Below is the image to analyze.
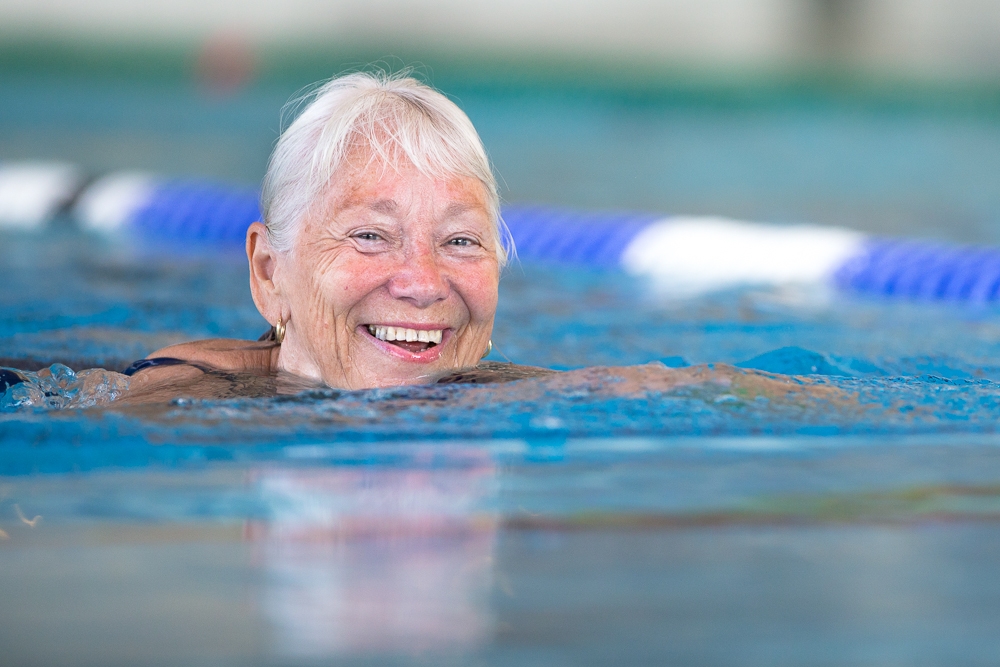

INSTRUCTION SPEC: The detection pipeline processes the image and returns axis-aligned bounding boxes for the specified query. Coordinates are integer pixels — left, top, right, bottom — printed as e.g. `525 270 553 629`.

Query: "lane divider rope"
3 162 998 301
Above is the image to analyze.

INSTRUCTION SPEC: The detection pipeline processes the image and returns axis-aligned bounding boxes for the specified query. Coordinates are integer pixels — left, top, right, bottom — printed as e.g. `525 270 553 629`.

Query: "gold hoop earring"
481 339 492 359
274 316 286 345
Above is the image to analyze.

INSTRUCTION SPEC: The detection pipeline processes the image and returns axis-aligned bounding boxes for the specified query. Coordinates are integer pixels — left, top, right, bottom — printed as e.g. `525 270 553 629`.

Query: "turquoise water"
4 230 1000 664
6 73 1000 664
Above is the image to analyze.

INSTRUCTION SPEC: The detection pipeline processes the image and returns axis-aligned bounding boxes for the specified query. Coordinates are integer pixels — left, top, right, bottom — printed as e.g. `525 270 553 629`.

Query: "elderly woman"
114 71 827 407
124 71 539 398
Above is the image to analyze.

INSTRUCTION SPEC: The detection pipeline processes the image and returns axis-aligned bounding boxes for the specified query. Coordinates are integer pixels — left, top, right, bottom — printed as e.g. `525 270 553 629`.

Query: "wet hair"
260 71 510 265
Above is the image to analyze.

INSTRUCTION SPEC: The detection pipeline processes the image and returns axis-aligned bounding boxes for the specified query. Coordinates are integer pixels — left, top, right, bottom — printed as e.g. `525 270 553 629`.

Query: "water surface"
3 231 1000 664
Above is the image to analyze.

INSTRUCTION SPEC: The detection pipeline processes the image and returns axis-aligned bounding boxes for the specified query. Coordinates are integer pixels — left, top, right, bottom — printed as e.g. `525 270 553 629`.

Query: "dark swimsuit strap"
124 330 278 379
121 357 213 376
125 330 277 377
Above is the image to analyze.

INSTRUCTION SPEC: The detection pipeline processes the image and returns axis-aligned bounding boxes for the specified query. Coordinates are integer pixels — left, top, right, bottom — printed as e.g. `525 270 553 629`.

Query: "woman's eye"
448 237 476 247
355 232 383 242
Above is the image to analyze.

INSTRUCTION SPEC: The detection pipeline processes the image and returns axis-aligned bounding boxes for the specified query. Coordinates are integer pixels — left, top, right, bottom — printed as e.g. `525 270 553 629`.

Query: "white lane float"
0 162 83 230
5 161 1000 302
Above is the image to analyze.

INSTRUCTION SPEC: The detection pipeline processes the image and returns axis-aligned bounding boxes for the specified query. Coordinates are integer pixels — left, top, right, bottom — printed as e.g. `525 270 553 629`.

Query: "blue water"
6 74 1000 664
4 228 1000 664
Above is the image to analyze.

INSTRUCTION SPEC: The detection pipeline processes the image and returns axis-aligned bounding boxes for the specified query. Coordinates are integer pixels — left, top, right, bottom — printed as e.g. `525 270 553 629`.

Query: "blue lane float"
833 238 1000 302
4 163 1000 303
501 206 662 269
130 180 261 245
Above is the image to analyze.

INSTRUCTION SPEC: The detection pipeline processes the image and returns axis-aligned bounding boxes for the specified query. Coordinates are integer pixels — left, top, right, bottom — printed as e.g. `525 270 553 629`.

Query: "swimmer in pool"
109 71 841 407
122 71 551 400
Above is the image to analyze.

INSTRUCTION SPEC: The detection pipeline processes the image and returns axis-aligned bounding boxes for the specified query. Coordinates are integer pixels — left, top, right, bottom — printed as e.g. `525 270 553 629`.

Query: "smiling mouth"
366 325 444 353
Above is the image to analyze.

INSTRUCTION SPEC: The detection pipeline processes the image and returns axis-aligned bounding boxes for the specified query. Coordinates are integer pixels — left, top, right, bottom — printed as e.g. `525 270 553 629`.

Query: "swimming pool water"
4 230 1000 664
9 66 1000 663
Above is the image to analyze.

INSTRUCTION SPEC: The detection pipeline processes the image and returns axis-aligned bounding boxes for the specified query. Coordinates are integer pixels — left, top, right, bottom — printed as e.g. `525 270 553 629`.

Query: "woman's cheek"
461 263 500 320
301 261 345 335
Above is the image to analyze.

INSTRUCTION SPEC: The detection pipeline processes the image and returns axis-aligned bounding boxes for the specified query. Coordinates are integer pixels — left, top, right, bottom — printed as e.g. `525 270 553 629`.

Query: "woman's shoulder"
117 338 282 404
142 338 278 375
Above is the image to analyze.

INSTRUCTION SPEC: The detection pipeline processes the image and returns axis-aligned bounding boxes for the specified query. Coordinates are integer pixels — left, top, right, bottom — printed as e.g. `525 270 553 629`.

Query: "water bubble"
0 365 130 411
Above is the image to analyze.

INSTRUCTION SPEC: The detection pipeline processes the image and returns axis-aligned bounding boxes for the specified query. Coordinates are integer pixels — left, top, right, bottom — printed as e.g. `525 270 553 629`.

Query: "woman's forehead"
324 158 490 215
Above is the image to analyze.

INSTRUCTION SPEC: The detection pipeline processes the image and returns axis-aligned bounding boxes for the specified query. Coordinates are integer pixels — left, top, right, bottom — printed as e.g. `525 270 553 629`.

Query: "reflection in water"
245 459 498 659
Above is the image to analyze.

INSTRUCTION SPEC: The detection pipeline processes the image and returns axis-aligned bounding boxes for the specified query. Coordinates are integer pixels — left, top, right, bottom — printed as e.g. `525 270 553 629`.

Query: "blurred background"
8 8 1000 664
4 0 1000 242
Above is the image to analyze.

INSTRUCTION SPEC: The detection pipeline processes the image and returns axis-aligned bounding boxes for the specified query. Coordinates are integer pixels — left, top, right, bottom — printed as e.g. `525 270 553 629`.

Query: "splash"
1 363 131 411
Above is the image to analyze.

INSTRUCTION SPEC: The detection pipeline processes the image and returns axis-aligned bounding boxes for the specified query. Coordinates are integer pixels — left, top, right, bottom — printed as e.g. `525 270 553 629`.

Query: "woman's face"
273 157 499 389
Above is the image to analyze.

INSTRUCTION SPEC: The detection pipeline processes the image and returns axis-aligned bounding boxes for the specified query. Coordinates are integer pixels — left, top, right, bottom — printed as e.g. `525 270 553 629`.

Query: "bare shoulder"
146 338 278 374
118 338 280 404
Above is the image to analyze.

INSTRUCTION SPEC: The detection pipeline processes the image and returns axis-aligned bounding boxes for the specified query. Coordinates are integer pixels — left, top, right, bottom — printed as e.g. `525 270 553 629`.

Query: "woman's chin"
336 366 444 390
330 350 441 390
342 351 478 390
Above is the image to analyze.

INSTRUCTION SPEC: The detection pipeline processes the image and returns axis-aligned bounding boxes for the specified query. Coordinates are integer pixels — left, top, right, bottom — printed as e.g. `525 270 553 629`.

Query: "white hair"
260 71 510 265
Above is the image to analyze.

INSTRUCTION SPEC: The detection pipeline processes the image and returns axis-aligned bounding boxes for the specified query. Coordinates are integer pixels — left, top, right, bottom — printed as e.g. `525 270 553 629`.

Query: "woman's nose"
387 246 450 307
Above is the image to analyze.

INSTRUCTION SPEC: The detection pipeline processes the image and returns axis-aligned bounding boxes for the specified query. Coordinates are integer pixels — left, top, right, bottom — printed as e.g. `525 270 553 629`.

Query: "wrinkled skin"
128 156 499 394
254 158 499 389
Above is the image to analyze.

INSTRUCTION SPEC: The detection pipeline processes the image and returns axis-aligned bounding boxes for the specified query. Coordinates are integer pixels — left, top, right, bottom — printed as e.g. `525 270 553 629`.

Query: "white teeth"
366 325 443 346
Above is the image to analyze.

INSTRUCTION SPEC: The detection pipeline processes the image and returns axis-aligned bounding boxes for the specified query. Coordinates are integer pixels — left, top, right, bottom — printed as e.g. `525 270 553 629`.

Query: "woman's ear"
247 222 283 321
